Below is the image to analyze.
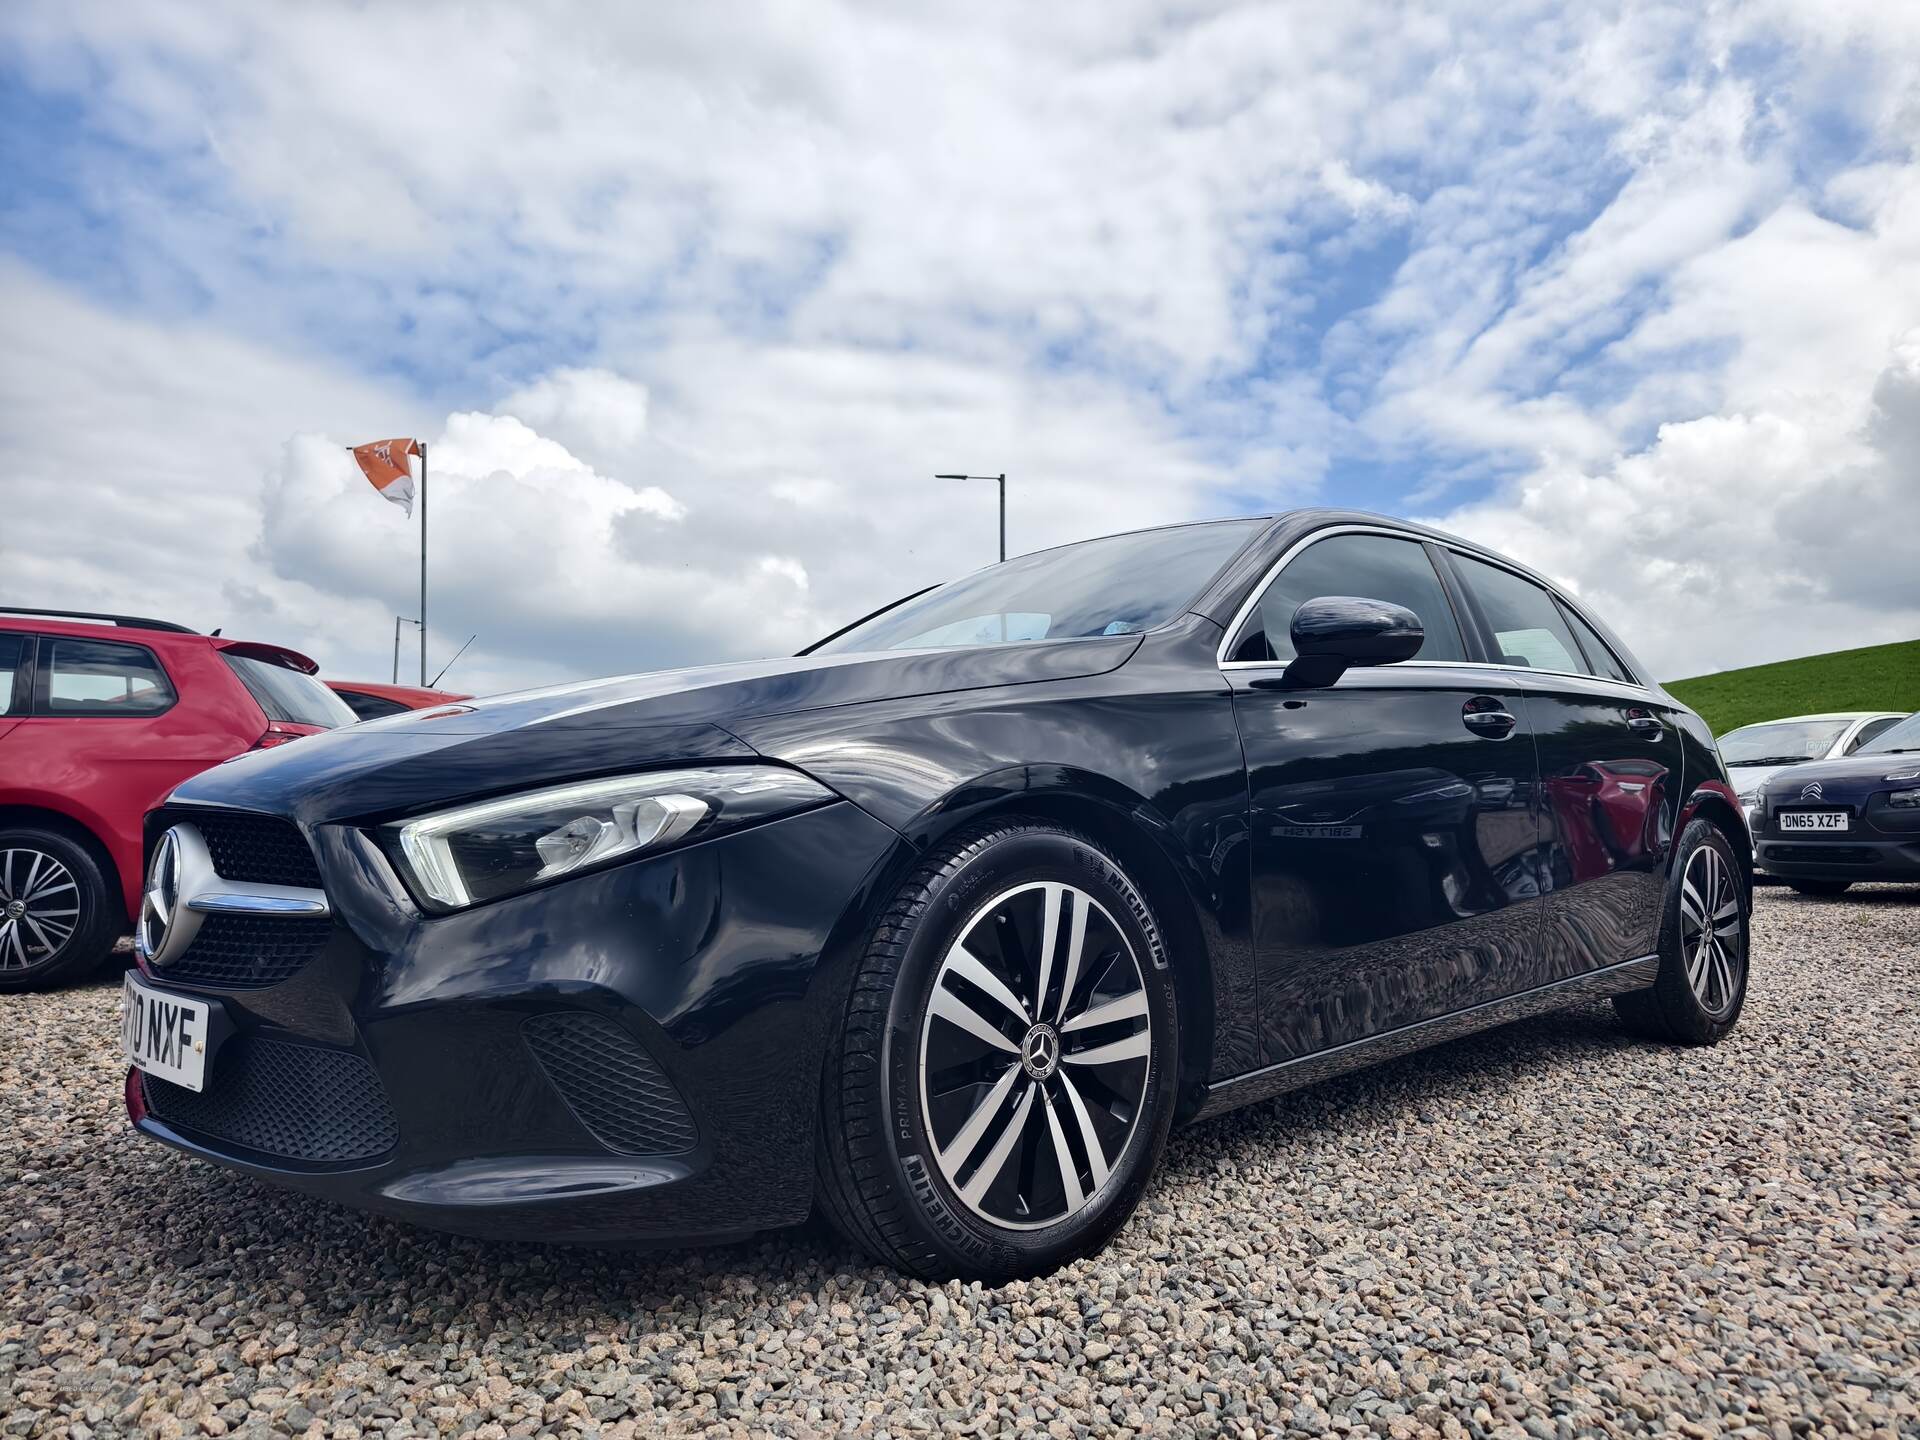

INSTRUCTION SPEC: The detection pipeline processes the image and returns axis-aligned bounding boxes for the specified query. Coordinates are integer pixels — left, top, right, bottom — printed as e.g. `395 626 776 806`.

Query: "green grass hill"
1665 638 1920 736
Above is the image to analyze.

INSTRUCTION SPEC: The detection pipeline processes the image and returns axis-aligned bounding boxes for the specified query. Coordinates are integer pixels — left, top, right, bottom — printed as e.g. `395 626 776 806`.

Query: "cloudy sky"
3 1 1918 694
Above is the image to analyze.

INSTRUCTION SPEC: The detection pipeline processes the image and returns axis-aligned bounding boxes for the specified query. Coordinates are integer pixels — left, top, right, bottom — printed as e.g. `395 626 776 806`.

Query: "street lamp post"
934 472 1007 562
392 615 421 685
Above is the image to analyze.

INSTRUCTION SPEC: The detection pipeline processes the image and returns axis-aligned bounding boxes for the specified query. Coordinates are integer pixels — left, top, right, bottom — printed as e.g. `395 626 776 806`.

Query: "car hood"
1726 761 1797 797
1760 751 1920 802
169 635 1142 826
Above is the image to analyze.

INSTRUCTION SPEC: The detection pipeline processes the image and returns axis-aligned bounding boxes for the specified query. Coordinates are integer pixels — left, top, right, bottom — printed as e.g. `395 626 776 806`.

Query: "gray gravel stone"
3 886 1916 1436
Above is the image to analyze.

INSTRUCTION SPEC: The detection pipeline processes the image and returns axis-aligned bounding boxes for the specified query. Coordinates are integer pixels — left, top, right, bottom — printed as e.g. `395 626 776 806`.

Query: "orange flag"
350 438 421 517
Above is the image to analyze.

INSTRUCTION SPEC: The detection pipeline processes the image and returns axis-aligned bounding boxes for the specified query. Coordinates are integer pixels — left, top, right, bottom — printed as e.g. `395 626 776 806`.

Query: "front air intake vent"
160 913 334 989
143 1036 397 1163
523 1013 697 1156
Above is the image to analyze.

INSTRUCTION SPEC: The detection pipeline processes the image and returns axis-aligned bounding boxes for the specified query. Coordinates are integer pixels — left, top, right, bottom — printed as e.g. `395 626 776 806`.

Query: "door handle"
1461 699 1517 739
1626 711 1663 737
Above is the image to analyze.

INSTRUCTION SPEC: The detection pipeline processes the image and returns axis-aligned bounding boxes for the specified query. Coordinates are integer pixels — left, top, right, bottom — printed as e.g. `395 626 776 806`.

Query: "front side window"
222 654 358 728
1718 719 1852 765
1229 532 1467 664
1451 554 1588 675
40 638 176 716
813 519 1264 655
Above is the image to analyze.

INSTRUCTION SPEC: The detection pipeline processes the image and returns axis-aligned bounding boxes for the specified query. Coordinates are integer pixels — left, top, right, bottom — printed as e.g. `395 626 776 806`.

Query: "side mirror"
1280 595 1424 689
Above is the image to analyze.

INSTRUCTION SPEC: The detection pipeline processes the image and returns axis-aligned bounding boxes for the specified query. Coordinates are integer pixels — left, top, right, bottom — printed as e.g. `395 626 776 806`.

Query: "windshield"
223 655 358 728
1717 719 1851 766
1858 712 1920 755
813 519 1264 656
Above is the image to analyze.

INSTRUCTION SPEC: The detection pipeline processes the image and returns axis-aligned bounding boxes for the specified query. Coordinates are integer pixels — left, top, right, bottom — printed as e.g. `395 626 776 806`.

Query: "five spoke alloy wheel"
919 880 1153 1230
1678 841 1743 1020
0 846 80 972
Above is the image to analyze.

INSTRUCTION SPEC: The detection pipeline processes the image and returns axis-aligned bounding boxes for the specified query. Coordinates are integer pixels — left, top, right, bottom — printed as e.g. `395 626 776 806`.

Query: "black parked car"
120 511 1752 1280
1750 710 1920 895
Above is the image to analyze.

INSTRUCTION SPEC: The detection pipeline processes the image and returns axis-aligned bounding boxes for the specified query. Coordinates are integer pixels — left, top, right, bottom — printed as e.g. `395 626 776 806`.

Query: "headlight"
1886 767 1920 782
387 765 834 909
1890 788 1920 809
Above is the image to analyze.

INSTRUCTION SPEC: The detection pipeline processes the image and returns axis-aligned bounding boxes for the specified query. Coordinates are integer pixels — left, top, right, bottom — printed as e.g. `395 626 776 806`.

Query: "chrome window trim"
1215 521 1651 693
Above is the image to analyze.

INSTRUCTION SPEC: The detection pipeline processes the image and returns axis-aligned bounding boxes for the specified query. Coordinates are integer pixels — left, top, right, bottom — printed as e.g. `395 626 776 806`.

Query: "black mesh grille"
143 1036 397 1163
523 1013 696 1155
183 811 322 888
1766 845 1880 864
160 914 334 989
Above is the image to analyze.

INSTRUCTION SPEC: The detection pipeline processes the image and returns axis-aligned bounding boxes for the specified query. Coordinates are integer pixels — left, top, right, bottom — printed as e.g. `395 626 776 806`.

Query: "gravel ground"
4 886 1916 1439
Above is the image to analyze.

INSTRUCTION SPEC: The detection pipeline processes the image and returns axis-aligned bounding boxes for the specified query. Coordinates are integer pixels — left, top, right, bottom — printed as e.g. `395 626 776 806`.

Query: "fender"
729 626 1262 1085
1677 778 1753 875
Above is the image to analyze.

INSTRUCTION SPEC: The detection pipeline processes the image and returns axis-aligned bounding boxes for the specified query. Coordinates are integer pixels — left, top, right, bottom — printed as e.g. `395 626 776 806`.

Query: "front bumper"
126 800 901 1244
1753 834 1920 882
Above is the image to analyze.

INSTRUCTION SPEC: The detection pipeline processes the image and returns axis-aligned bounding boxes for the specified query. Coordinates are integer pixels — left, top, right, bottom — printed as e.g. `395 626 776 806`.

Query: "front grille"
143 1036 397 1163
159 913 334 989
182 810 323 888
523 1013 697 1155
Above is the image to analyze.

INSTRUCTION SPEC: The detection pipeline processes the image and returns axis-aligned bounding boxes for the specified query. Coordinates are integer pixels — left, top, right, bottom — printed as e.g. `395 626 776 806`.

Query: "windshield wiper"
1728 756 1814 767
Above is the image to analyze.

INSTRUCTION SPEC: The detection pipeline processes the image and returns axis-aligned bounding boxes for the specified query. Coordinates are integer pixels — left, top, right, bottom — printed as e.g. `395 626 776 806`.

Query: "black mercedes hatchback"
121 510 1752 1279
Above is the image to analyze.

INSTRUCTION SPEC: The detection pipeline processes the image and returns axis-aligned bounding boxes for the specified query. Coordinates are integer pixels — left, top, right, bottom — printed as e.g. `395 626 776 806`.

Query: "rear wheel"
816 819 1179 1280
0 829 120 991
1613 818 1748 1044
1788 879 1852 897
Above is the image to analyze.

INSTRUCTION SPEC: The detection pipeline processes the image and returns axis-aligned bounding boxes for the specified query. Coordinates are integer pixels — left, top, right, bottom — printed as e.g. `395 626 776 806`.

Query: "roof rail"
0 606 197 635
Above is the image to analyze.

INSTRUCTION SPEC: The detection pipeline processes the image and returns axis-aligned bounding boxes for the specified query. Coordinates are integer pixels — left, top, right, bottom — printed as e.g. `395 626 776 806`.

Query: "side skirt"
1190 954 1659 1122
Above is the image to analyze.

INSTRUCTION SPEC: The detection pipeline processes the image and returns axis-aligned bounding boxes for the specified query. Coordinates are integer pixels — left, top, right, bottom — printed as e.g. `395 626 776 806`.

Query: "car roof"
0 613 319 672
0 613 207 645
1725 711 1908 726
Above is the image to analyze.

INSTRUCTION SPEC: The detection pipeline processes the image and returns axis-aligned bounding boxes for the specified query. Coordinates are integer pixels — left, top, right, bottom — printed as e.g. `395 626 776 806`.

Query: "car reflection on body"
119 510 1752 1280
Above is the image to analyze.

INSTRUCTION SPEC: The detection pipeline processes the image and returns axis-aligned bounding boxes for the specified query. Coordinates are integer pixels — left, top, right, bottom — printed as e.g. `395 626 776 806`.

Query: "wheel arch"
897 766 1225 1123
0 803 128 925
1676 783 1752 894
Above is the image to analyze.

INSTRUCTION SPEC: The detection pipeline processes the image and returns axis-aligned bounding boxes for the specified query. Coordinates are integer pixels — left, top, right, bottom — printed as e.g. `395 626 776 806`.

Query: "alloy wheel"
918 880 1153 1230
1679 843 1743 1019
0 848 80 971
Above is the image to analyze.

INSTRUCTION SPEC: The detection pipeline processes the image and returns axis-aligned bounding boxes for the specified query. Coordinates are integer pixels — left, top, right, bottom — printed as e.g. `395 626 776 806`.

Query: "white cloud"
5 0 1920 692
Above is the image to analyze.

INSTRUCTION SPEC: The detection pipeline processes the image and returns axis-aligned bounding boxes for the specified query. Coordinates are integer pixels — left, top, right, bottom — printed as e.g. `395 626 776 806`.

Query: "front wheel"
1788 879 1852 897
816 820 1179 1280
0 828 121 991
1613 818 1749 1044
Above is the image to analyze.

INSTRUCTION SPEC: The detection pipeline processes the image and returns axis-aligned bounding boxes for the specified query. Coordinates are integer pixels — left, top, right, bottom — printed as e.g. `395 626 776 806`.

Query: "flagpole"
418 443 428 687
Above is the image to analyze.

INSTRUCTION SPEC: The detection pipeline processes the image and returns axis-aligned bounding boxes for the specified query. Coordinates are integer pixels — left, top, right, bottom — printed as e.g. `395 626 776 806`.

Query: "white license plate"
121 973 211 1091
1780 810 1849 832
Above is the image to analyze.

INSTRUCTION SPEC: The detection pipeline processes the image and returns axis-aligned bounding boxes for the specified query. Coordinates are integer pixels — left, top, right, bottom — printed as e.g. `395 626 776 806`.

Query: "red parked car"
0 609 356 989
326 679 469 721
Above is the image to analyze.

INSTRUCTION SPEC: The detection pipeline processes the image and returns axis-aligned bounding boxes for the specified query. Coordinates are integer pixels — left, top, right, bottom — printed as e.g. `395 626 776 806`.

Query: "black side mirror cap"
1278 595 1424 689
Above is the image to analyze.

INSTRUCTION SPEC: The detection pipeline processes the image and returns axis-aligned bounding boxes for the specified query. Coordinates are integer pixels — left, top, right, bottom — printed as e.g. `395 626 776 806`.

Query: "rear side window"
1451 554 1589 675
40 638 177 715
1847 716 1903 753
1231 532 1467 664
336 689 411 721
1557 601 1635 684
0 634 25 715
222 655 358 728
